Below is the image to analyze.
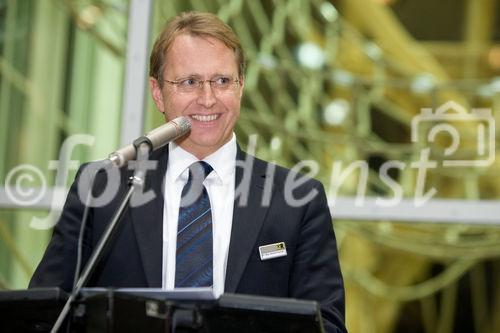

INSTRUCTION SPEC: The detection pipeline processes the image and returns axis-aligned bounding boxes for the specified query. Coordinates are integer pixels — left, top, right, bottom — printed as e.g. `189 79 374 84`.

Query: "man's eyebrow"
172 73 233 81
175 74 201 79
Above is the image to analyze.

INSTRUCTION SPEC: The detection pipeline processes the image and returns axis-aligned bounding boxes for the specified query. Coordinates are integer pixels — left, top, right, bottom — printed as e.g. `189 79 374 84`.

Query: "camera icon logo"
411 101 495 167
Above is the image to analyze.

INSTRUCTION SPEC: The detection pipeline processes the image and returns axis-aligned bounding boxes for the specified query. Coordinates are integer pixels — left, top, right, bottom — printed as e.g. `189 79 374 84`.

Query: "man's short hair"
149 11 245 85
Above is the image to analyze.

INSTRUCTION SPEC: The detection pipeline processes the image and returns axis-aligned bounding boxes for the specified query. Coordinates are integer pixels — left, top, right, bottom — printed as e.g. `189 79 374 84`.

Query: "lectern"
0 288 325 332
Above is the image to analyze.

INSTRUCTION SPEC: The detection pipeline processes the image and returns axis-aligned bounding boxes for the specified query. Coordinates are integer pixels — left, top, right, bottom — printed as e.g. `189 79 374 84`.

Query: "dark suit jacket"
30 145 346 332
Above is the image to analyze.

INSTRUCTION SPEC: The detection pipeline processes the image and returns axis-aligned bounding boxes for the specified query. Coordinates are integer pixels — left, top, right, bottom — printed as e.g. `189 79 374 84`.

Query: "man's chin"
177 137 225 156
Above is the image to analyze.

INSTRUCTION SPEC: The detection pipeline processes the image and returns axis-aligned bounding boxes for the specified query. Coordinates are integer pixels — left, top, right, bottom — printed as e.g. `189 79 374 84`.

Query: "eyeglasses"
163 76 240 94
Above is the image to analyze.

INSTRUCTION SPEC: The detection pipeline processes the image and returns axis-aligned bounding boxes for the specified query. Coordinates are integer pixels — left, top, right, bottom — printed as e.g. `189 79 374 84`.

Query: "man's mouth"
190 114 219 122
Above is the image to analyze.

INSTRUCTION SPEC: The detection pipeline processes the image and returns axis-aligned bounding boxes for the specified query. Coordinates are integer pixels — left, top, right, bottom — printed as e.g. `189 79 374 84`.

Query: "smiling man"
149 32 243 159
30 11 346 333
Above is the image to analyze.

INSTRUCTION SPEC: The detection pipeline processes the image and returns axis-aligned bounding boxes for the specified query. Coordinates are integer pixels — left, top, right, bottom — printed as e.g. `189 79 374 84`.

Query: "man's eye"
215 77 231 85
180 78 198 86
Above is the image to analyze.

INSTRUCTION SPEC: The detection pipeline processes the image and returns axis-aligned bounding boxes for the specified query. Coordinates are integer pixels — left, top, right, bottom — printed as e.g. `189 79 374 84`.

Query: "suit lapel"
128 144 272 290
225 148 272 292
130 145 168 287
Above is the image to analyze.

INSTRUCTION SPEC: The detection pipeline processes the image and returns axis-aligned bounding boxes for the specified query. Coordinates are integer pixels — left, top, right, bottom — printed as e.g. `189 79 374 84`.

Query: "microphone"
108 116 191 167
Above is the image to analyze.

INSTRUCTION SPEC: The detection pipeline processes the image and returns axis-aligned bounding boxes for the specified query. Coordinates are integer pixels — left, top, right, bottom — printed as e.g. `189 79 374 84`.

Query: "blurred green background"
1 1 500 332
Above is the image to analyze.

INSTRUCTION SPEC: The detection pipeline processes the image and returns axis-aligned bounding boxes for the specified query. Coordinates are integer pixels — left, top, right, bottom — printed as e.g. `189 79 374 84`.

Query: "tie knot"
188 161 213 181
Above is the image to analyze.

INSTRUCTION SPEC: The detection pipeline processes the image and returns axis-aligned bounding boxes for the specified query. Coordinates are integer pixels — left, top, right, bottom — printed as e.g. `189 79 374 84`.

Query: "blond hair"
149 11 245 85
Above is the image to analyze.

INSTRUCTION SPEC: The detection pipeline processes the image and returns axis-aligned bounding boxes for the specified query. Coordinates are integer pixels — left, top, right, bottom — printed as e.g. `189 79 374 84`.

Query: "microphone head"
145 116 191 151
109 116 192 167
171 116 191 135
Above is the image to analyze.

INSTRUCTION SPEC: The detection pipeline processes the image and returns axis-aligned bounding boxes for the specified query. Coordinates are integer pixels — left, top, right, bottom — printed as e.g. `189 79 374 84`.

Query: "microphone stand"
50 140 152 333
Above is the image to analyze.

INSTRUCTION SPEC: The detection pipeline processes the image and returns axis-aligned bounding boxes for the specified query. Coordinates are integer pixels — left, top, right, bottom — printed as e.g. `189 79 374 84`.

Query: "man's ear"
149 77 165 113
238 76 245 98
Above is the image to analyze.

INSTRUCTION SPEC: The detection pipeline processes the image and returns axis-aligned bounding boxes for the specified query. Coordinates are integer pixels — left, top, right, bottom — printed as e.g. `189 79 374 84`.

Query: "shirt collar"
167 133 236 185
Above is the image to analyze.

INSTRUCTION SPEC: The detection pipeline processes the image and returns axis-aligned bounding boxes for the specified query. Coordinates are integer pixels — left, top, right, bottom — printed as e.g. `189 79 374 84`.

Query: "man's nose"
196 82 217 107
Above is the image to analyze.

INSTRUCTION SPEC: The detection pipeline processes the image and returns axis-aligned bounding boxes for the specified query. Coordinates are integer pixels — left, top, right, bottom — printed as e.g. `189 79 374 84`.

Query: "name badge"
259 242 287 261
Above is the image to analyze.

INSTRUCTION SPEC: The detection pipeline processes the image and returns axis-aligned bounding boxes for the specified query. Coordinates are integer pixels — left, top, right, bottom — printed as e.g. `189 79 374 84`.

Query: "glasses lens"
211 76 233 91
177 78 199 93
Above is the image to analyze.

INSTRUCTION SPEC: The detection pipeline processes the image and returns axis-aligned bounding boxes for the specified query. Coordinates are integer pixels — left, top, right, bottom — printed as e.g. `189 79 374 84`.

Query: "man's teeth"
191 114 218 122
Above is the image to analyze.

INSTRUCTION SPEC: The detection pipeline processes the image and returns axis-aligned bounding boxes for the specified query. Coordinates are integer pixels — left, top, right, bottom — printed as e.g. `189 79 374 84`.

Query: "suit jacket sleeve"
29 164 93 291
288 181 346 333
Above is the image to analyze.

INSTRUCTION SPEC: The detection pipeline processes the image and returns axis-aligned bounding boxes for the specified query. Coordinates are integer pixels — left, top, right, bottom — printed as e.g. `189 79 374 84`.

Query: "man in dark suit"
30 11 346 332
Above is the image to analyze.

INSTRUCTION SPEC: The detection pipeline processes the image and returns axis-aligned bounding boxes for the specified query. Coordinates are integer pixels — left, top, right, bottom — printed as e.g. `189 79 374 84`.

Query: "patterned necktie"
175 161 213 287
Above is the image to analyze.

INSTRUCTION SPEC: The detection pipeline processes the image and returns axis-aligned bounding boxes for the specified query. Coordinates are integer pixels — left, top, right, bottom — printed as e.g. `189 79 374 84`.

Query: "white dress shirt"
162 134 236 297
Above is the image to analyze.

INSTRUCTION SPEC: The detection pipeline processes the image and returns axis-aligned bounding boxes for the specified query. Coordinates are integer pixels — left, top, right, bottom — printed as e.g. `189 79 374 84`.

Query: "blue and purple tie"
175 161 213 287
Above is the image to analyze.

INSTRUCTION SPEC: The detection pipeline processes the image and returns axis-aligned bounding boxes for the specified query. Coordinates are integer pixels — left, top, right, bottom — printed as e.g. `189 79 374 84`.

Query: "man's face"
150 34 244 159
